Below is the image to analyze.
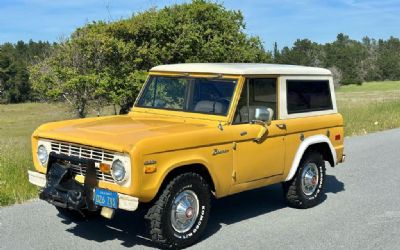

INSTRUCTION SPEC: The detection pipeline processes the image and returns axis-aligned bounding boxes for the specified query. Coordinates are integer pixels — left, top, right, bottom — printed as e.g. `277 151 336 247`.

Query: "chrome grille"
49 141 115 183
67 162 115 183
50 141 114 162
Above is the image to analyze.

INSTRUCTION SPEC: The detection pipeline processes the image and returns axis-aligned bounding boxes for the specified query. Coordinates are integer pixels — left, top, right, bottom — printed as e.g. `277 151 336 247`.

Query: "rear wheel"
283 151 326 208
145 173 211 248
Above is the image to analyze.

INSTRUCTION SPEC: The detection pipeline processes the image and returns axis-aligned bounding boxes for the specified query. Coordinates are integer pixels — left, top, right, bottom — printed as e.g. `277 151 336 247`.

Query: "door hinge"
232 142 237 150
232 170 237 181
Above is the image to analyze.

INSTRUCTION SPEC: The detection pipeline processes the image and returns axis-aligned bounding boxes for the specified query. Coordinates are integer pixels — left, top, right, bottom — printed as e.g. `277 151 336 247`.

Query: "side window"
234 78 277 124
286 80 332 114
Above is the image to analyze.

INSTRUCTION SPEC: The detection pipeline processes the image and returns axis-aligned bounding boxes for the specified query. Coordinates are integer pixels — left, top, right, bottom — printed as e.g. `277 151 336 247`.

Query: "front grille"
67 162 115 183
50 141 116 183
50 141 114 162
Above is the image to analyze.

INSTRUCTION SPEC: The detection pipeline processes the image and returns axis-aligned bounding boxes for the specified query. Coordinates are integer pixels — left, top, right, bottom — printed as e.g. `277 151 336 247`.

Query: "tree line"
0 40 52 103
274 34 400 85
1 0 399 117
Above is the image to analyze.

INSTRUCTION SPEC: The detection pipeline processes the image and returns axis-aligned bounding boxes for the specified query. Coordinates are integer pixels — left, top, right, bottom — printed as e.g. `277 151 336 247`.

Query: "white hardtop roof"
150 63 331 76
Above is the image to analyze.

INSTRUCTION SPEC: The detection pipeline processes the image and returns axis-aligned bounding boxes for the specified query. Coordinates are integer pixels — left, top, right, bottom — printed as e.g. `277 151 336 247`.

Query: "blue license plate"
94 188 118 209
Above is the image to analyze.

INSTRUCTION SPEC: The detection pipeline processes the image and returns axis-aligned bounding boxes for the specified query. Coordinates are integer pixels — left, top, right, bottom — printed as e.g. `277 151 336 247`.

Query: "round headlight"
111 159 126 182
37 145 48 165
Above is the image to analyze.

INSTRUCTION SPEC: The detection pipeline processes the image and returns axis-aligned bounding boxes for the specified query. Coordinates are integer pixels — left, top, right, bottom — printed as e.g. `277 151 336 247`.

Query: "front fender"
136 149 230 202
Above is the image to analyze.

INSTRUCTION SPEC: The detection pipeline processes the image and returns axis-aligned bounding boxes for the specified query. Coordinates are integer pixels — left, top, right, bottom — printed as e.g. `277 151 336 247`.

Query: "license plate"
94 188 118 209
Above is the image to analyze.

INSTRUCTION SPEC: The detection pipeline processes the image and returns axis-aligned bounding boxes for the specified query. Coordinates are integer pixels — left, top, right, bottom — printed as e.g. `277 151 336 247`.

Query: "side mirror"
253 107 274 143
254 107 274 125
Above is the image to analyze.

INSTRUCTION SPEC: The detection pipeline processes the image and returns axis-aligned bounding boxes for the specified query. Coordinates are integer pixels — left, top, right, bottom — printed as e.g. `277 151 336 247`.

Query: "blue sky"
1 0 399 50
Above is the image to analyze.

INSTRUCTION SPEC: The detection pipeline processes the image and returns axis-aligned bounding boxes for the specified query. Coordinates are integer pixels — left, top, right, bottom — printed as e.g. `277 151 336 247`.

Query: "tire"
145 173 211 249
55 206 99 221
283 151 326 209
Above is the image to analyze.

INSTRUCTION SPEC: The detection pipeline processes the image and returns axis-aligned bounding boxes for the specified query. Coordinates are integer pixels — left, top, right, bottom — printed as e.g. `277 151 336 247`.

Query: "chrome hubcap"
301 163 319 195
171 190 199 233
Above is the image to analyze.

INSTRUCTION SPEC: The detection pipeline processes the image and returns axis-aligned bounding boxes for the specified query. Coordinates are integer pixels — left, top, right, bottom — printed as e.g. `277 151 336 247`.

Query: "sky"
1 0 400 50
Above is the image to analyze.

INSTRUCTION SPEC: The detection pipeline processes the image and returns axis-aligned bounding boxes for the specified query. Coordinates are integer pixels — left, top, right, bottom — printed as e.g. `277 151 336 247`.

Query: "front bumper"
28 170 139 212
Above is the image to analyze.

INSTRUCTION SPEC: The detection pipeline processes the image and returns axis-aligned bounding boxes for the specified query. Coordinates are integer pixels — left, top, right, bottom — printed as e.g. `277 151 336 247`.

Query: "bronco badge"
212 148 229 156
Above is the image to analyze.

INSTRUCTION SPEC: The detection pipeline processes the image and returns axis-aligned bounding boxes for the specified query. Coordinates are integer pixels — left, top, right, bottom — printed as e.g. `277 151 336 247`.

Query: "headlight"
111 159 126 183
37 144 48 165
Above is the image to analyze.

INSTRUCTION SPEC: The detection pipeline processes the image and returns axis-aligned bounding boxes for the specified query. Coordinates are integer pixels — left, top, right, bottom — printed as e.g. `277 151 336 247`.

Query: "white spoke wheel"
145 173 211 248
283 151 326 209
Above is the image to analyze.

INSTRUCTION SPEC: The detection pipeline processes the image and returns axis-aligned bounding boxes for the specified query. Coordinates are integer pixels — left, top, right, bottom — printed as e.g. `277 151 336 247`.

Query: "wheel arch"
155 163 217 201
285 134 336 181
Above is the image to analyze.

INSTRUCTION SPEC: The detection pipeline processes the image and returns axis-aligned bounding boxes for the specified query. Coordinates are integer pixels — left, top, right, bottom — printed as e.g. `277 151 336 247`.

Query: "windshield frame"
134 73 239 118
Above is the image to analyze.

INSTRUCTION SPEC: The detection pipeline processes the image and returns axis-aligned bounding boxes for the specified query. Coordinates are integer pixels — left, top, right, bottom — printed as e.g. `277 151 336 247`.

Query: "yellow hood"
33 115 210 153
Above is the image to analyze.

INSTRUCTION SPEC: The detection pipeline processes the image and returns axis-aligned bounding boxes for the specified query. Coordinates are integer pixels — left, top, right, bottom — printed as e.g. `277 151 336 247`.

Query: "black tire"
283 151 326 209
145 173 211 249
55 206 99 221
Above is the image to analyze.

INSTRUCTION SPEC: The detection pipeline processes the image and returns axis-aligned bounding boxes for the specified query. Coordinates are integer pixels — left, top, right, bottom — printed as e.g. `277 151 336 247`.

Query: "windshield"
136 76 237 116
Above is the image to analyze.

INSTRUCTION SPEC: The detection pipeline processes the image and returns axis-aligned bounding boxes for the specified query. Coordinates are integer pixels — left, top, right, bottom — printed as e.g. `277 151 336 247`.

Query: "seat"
234 105 275 123
194 100 225 114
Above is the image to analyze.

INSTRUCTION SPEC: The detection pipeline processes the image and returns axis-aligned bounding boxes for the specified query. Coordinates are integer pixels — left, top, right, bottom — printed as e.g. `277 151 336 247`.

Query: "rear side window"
286 80 332 114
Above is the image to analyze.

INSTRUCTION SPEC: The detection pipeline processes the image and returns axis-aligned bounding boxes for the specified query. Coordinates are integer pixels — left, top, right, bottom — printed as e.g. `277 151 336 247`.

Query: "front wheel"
145 173 211 248
283 151 326 209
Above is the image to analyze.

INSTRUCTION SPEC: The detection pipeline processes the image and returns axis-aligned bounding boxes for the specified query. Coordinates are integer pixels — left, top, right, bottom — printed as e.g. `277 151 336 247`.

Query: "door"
230 78 286 184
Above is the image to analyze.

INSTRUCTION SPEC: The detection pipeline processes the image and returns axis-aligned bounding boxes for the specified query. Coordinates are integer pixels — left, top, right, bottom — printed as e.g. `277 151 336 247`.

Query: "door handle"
276 123 287 129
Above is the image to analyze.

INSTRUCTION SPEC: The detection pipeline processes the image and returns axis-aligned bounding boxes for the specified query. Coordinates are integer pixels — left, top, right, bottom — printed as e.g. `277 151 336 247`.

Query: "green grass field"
0 104 114 206
337 81 400 136
0 103 72 205
0 80 399 206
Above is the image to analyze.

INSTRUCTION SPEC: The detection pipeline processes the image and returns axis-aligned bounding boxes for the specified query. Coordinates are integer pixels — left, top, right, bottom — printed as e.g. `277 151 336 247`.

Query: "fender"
150 157 223 199
285 134 336 181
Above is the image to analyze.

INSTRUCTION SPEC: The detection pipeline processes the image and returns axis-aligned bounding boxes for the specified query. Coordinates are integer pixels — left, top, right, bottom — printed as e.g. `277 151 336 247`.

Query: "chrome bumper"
28 170 46 187
27 170 139 212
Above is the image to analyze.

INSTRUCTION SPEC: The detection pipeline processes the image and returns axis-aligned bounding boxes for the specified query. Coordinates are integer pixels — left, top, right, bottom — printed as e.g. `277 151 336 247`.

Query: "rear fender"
285 135 336 181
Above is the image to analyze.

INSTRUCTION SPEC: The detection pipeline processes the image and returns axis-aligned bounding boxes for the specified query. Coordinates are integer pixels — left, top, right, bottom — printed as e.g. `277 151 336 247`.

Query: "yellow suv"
28 63 345 248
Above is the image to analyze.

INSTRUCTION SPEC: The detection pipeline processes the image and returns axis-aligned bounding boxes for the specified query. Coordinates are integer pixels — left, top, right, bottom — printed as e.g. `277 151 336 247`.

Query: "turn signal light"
335 134 341 141
99 163 111 174
144 165 157 174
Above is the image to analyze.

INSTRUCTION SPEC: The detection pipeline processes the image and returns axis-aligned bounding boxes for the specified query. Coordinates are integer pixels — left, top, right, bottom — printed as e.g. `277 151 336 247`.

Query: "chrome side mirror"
253 107 274 143
254 107 274 125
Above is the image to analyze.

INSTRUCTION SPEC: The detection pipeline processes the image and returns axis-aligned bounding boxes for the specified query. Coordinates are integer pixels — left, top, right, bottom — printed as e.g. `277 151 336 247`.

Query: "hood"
34 115 210 153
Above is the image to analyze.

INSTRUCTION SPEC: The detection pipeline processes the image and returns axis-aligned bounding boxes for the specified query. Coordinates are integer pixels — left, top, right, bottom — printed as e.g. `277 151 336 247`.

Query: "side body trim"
285 135 336 181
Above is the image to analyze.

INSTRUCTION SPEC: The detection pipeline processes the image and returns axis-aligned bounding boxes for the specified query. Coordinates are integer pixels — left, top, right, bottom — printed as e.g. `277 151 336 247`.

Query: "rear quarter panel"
282 113 344 179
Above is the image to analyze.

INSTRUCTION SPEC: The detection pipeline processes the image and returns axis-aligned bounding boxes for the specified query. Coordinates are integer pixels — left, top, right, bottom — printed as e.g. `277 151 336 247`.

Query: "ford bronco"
28 63 345 248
